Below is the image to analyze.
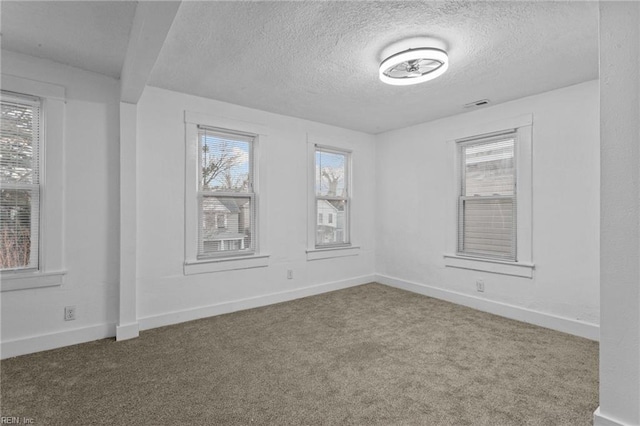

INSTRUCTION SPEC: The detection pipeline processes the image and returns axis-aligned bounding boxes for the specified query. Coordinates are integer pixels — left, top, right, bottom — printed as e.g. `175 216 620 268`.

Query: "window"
315 146 350 247
184 112 269 274
197 126 255 257
457 132 516 260
216 213 227 229
1 75 65 291
1 91 41 271
444 114 533 278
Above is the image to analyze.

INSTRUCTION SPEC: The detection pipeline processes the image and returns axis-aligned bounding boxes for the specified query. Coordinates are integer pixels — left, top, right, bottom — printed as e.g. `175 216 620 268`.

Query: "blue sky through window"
201 132 251 192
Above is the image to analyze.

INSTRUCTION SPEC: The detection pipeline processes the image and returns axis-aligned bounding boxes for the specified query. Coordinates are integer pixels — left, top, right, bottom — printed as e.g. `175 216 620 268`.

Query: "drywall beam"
595 2 640 425
120 1 181 104
117 1 180 340
117 101 139 341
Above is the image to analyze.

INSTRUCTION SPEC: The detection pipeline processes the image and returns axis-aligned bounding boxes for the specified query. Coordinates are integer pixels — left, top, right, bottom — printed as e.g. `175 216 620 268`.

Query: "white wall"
135 87 376 328
0 50 120 355
375 80 600 338
0 50 599 358
596 2 640 425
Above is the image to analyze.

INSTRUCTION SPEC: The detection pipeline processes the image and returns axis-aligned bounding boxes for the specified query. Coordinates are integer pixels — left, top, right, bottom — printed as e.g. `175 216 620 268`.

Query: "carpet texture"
1 283 598 425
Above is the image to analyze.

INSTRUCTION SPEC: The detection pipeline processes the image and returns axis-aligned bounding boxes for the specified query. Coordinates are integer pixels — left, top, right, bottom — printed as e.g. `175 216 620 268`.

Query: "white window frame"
306 135 360 261
1 74 66 291
184 111 269 275
457 131 517 261
1 91 41 272
444 114 534 278
197 125 256 257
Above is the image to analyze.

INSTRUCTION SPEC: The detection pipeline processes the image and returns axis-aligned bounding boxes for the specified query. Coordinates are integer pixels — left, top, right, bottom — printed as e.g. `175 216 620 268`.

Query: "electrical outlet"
287 269 293 280
476 280 485 293
64 306 76 321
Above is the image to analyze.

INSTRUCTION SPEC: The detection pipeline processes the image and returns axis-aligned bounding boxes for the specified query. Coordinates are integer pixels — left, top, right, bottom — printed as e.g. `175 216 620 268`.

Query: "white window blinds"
458 133 516 260
0 91 41 271
315 146 350 247
198 126 255 257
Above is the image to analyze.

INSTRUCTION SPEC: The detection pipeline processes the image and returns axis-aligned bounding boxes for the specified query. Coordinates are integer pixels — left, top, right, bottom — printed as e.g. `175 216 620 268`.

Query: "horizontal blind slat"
1 91 40 271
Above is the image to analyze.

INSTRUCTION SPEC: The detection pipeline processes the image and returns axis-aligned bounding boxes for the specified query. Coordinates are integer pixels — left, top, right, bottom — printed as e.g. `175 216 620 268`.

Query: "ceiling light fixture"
379 47 449 86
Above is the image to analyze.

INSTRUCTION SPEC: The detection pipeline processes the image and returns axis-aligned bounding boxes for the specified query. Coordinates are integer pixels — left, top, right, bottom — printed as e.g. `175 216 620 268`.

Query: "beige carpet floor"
1 283 598 425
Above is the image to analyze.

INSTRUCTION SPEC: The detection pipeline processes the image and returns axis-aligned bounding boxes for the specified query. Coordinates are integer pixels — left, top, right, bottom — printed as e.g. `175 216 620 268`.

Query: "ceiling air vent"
464 99 490 108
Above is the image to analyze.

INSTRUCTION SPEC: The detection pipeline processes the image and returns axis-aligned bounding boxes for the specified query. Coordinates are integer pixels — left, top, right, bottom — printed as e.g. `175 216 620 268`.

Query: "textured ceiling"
149 1 599 134
1 1 137 79
0 1 599 134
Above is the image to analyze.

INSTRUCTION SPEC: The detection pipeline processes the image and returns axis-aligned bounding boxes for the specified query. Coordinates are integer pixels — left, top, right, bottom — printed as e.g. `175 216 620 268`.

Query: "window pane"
1 99 38 185
1 93 40 271
0 188 38 269
200 128 252 192
464 138 514 196
200 195 253 255
316 199 347 245
316 150 346 197
460 198 514 258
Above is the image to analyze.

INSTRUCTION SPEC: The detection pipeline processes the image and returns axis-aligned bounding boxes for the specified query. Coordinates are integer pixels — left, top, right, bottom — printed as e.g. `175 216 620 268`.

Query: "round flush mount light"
379 47 449 86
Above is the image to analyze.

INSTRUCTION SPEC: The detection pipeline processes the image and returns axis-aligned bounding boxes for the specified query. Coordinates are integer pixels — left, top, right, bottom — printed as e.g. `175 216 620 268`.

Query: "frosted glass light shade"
379 48 449 86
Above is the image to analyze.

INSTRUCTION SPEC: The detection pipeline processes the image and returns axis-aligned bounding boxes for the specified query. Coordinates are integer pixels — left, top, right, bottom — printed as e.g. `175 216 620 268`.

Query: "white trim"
116 322 140 341
185 110 270 135
593 408 632 426
376 274 599 341
0 270 66 292
314 143 353 154
1 74 65 100
443 254 534 278
184 254 270 275
447 113 533 142
139 274 375 331
0 323 115 360
306 246 360 261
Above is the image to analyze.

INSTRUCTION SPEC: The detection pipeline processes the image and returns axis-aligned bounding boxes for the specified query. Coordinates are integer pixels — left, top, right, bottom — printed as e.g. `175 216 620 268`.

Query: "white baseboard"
4 274 595 359
1 323 116 360
376 274 599 341
139 274 375 331
594 407 632 426
116 322 140 341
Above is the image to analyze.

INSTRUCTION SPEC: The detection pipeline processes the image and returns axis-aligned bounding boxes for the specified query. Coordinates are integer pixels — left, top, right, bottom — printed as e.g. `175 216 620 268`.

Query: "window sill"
306 246 360 261
1 270 66 292
443 254 534 278
184 254 270 275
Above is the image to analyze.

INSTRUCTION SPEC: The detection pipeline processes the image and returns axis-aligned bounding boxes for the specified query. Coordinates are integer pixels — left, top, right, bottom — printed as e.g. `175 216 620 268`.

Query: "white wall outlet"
476 279 485 293
287 269 293 280
64 306 76 321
